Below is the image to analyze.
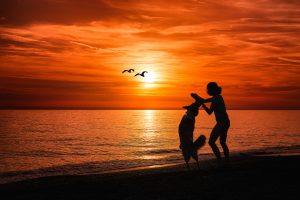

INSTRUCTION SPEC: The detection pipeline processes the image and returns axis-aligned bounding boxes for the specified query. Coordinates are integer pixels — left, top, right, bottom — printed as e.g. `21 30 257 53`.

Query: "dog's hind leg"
196 160 200 169
194 155 200 169
185 162 190 170
191 150 200 170
185 157 191 170
183 149 191 170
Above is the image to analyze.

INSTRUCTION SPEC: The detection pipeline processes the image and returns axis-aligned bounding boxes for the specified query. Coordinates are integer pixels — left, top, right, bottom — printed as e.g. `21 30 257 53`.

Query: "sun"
142 72 156 83
140 72 158 88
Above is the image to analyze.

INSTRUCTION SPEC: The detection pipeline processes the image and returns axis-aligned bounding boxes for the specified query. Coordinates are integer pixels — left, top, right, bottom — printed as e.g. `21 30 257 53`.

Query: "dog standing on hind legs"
178 102 206 169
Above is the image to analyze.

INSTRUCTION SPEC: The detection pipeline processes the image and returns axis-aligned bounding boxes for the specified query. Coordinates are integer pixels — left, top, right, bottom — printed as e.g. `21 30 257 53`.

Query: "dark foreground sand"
1 153 299 200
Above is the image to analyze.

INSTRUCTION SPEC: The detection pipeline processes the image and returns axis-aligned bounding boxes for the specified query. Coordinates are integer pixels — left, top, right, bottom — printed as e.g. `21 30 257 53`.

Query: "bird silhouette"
134 71 148 77
122 69 134 73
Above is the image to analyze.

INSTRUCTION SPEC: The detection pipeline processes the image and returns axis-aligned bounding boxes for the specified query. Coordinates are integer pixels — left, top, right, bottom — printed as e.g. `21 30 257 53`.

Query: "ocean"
1 110 300 183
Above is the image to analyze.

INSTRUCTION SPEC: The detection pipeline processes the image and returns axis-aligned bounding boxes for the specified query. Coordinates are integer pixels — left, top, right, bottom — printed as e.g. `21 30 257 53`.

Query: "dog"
178 102 206 169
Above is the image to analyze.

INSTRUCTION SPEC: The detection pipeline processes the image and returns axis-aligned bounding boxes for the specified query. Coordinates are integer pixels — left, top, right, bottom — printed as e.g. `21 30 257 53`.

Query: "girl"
191 82 230 159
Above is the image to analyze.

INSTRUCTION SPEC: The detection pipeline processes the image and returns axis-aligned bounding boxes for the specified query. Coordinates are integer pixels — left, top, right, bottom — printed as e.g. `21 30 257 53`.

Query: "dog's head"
183 102 200 117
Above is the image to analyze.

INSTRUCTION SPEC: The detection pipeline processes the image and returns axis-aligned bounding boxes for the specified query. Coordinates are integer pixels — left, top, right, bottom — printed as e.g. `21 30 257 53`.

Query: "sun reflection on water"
143 110 156 137
139 110 160 160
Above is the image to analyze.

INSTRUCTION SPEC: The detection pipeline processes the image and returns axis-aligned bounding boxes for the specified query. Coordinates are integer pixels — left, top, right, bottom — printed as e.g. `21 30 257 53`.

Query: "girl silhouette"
191 82 230 159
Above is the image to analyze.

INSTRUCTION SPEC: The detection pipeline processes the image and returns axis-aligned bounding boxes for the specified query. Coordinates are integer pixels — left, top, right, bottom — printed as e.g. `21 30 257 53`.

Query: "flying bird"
134 71 148 77
122 69 134 73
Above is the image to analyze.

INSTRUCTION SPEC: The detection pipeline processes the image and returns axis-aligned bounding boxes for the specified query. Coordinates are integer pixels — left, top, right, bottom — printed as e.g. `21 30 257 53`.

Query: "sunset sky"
1 0 299 109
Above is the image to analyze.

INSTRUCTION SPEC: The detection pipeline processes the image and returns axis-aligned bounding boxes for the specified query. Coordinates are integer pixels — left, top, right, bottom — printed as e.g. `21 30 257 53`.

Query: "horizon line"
0 108 299 111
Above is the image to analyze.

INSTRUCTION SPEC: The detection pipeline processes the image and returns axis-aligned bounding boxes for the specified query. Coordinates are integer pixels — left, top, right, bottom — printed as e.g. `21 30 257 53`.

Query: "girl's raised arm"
190 93 212 103
203 98 213 103
202 103 213 115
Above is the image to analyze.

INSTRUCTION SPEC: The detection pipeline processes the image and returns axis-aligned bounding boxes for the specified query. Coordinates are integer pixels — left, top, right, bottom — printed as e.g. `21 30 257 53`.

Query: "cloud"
0 0 300 109
70 41 122 54
0 0 127 26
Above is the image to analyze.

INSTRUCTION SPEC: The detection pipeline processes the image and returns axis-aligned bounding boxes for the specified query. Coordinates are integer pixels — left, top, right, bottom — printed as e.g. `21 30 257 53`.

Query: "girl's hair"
207 82 222 95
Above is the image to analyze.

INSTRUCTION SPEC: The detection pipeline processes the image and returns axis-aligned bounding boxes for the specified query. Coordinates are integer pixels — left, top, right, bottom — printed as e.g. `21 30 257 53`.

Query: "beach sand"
1 150 300 200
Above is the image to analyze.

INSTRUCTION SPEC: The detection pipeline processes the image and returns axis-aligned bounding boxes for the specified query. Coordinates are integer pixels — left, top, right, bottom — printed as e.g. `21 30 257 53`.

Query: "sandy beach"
1 149 299 200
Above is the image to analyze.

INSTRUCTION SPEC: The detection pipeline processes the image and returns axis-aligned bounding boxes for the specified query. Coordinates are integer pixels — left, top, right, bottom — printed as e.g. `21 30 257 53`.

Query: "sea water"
0 110 300 183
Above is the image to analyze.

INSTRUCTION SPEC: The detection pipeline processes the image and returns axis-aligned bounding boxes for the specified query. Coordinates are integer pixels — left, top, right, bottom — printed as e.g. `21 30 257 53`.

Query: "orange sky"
0 0 300 109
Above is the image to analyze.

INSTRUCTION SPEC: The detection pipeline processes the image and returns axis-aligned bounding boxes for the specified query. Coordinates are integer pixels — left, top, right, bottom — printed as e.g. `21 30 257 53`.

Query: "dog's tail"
193 135 206 151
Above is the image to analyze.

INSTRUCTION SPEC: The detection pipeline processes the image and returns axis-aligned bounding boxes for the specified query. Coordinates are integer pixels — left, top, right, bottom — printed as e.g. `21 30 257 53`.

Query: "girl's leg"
209 124 221 159
220 129 229 158
220 123 230 158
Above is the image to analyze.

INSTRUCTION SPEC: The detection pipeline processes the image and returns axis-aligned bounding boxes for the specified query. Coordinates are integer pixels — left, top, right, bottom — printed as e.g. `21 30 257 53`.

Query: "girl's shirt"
211 94 229 123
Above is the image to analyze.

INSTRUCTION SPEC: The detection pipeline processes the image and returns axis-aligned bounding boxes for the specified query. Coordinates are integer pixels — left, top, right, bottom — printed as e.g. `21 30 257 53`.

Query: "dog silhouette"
178 102 206 169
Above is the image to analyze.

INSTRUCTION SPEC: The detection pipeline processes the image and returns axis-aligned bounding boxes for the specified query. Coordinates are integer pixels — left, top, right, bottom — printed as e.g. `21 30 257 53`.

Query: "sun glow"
141 72 158 88
142 72 156 83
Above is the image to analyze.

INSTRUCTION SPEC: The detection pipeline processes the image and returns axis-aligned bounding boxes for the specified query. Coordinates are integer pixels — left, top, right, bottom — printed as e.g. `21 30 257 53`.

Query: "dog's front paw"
190 93 199 99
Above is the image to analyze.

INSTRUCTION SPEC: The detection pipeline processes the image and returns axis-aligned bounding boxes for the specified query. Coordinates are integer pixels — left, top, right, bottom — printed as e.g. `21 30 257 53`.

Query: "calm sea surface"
0 110 300 183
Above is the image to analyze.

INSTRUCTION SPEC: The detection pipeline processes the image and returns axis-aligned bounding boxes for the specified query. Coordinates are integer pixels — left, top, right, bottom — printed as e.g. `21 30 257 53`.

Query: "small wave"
135 149 180 155
50 138 77 142
24 129 53 134
8 150 76 157
117 144 157 148
0 156 182 184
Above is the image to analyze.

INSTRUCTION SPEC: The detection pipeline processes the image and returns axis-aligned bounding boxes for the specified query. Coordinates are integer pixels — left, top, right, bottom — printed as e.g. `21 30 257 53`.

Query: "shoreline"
1 146 300 200
1 144 300 185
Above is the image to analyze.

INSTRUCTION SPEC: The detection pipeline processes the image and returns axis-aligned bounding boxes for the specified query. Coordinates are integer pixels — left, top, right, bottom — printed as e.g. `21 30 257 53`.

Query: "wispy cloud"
70 41 123 54
0 0 299 109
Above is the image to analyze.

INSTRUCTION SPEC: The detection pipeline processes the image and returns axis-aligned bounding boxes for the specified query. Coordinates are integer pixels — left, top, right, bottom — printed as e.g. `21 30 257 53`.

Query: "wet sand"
1 151 299 200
